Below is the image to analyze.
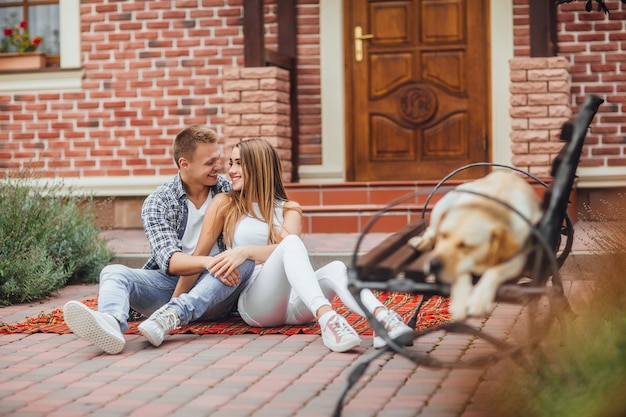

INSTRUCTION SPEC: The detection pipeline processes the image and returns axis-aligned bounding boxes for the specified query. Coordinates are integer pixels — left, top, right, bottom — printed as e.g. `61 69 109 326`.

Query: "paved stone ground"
0 226 602 417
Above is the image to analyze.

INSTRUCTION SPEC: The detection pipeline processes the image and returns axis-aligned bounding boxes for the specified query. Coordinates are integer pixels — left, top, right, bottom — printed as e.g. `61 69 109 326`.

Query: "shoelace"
330 316 354 337
153 308 179 330
382 312 402 331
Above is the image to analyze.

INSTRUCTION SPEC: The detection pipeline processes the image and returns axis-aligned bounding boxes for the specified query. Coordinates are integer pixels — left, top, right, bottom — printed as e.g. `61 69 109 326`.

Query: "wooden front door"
345 0 490 181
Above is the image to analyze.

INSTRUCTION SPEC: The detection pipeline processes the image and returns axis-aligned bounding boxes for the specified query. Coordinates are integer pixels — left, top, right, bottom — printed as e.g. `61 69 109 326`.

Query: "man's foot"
138 305 180 347
63 300 125 354
373 310 414 349
321 312 361 352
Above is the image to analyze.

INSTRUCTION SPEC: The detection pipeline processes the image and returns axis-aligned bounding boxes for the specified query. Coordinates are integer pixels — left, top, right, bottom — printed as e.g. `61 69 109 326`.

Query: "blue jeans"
98 260 255 332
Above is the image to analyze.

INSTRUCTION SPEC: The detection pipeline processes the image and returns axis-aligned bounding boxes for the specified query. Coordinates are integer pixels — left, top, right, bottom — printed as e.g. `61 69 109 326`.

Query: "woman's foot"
320 311 361 352
372 310 414 349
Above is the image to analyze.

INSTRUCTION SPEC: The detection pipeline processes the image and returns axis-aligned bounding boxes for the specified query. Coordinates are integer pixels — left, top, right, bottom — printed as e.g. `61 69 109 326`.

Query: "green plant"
487 199 626 417
1 20 43 53
0 174 113 306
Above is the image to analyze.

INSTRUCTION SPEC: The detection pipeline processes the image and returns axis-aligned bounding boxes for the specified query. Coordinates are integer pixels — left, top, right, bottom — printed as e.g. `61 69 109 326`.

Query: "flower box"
0 52 46 71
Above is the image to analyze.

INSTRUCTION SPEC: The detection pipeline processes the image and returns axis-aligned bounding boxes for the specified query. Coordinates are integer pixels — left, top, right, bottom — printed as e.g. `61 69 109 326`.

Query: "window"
0 0 81 91
0 0 61 67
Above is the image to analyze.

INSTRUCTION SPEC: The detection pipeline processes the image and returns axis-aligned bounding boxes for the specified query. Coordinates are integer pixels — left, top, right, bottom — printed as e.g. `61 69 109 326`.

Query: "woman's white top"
233 201 285 248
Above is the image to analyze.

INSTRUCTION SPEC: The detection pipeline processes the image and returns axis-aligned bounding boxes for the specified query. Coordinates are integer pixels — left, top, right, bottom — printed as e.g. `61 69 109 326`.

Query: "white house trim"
577 166 626 188
299 0 346 183
490 0 514 166
9 176 172 197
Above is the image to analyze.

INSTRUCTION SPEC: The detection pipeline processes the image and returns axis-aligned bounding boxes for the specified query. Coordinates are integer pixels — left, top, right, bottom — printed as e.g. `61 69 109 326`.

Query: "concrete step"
101 229 391 270
101 220 604 272
286 181 445 233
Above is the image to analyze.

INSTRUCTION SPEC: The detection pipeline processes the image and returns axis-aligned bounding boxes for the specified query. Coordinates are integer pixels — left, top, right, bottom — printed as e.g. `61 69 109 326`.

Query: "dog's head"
426 205 520 284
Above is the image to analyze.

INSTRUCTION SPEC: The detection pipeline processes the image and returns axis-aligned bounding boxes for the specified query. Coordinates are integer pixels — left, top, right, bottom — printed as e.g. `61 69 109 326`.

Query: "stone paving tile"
0 231 602 417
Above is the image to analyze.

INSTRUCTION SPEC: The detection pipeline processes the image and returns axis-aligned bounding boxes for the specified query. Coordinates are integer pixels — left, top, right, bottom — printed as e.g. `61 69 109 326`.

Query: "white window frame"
0 0 83 92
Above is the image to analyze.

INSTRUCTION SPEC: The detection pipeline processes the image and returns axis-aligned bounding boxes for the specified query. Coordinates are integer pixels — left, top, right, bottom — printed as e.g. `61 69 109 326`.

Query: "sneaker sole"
373 330 415 349
137 323 163 347
324 336 362 353
63 301 125 354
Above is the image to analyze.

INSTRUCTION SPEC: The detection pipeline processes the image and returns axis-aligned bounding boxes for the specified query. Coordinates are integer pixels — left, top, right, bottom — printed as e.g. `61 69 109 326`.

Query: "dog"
408 170 543 321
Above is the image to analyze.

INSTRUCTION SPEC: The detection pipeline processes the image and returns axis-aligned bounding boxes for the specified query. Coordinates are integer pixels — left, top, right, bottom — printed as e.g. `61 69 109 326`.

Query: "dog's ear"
488 226 519 264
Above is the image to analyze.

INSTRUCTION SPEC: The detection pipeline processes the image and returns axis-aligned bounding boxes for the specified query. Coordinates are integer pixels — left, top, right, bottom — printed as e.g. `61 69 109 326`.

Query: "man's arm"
141 190 183 272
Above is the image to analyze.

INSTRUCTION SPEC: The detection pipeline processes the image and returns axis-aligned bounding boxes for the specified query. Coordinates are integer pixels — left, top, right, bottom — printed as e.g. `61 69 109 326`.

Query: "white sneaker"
138 305 180 347
321 313 361 352
372 310 414 349
63 300 125 354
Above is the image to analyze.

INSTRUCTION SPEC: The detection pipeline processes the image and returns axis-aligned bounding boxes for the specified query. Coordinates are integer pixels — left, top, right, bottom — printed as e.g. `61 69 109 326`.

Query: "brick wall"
512 0 532 57
0 0 321 179
513 0 626 170
509 57 572 178
2 1 623 181
222 66 293 182
557 1 626 168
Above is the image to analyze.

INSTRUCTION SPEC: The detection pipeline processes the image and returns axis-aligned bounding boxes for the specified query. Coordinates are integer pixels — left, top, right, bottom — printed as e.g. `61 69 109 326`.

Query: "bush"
0 175 114 305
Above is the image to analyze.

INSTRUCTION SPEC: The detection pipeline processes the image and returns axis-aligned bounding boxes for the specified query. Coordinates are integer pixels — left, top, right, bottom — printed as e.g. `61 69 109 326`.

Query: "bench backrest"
537 94 604 252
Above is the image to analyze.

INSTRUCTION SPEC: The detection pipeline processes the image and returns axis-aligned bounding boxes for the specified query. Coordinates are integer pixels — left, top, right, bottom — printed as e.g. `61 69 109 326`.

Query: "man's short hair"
173 125 219 167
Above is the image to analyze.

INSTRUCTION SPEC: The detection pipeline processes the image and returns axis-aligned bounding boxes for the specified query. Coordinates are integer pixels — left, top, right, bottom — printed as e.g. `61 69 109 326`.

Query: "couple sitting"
63 126 413 354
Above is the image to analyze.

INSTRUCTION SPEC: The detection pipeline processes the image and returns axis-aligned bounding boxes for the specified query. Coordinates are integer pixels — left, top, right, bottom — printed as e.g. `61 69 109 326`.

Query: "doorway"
345 0 490 181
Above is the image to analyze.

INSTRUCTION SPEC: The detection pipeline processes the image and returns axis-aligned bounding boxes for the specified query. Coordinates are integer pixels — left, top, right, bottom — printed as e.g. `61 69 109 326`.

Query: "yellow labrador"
409 170 543 321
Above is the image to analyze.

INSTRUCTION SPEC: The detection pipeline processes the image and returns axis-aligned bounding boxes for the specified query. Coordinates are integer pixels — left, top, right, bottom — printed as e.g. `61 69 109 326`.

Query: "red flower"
1 21 43 53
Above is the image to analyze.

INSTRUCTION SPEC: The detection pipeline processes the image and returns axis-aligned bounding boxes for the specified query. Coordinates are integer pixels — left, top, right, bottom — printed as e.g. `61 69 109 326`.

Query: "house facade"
1 0 624 229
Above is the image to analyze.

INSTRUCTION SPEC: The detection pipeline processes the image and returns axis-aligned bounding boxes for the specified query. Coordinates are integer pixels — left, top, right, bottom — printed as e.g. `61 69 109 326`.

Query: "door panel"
346 0 490 181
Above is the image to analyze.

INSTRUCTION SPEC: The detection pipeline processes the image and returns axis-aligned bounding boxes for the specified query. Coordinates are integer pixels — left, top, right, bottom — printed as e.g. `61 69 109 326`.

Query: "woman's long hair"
222 138 294 246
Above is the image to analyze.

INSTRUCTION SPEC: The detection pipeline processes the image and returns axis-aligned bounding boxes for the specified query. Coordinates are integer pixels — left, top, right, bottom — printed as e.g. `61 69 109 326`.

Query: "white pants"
237 234 385 327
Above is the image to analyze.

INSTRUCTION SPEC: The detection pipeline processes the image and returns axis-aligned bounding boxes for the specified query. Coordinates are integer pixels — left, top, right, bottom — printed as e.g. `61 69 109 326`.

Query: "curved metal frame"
334 94 604 417
334 163 574 417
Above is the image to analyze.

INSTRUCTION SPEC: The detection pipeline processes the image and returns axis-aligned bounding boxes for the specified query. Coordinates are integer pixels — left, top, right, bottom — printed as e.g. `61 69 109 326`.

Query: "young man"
63 126 254 354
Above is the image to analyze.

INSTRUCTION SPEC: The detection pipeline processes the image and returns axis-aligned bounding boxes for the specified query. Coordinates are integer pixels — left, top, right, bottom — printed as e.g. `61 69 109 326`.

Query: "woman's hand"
213 265 240 287
207 248 249 285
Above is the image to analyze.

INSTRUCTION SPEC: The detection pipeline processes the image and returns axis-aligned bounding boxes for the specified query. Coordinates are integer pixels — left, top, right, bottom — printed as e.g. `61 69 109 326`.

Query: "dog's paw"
408 231 434 251
407 236 426 249
467 285 497 317
449 298 468 321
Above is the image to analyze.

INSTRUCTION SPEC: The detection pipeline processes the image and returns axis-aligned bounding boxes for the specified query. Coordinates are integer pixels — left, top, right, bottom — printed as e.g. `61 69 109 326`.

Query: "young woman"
145 138 413 352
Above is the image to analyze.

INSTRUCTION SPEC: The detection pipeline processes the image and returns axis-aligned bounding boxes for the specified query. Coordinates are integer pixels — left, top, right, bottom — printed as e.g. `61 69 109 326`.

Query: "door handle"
354 26 374 62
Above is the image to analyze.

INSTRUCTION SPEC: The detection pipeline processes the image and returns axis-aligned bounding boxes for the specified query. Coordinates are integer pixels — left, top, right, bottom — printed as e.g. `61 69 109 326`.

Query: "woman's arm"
194 193 229 257
207 200 303 278
171 194 231 297
280 200 303 237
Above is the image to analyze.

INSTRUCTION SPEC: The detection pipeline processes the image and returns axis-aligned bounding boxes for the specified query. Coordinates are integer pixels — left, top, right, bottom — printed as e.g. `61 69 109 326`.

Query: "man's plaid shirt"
141 174 232 272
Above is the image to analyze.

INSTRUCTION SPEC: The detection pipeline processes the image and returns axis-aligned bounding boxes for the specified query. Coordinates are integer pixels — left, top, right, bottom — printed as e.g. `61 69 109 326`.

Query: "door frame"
296 0 512 183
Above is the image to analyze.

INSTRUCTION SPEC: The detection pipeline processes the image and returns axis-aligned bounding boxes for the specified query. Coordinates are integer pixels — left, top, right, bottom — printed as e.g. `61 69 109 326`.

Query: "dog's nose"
428 258 443 274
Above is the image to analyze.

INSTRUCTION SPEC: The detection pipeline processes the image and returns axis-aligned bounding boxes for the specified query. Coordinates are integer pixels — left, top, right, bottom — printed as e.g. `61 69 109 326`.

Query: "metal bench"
333 94 604 416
